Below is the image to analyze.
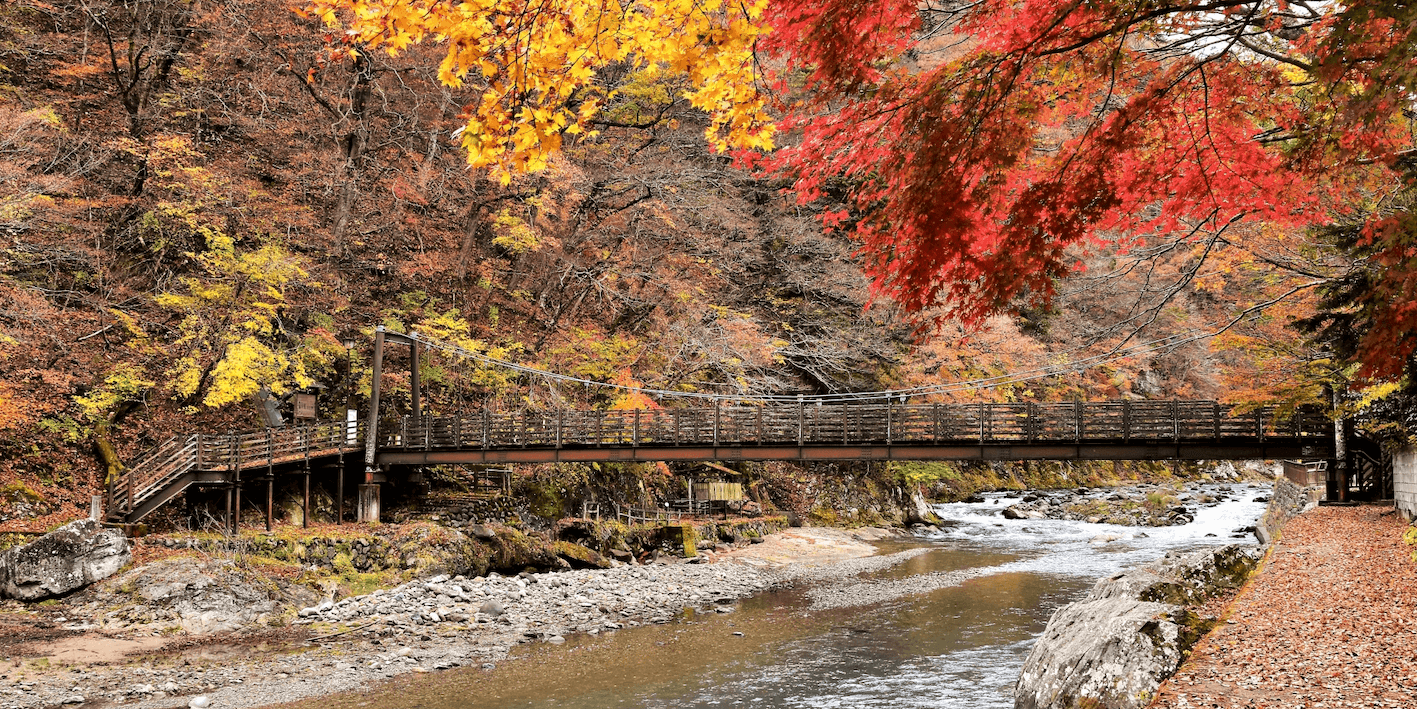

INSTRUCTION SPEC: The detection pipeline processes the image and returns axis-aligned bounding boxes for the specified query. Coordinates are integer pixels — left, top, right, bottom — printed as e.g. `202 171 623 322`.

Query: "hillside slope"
0 0 1238 528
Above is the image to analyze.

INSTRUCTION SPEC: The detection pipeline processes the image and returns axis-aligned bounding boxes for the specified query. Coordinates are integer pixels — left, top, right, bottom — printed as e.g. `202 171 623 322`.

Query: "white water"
928 483 1270 579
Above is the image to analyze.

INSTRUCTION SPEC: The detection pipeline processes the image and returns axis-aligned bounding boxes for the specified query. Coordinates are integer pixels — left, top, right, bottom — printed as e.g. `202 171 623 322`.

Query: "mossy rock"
554 541 612 569
662 524 697 557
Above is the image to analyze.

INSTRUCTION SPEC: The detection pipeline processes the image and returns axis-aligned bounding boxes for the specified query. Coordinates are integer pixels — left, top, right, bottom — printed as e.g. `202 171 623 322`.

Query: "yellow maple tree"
303 0 775 183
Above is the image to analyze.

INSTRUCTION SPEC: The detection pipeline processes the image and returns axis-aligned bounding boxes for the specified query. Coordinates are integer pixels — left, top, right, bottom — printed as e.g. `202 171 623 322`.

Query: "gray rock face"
1016 599 1191 709
1014 544 1262 709
92 557 318 633
0 519 131 600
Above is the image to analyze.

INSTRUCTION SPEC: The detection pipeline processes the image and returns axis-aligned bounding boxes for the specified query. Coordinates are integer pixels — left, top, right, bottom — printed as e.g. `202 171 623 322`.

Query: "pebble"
189 697 213 709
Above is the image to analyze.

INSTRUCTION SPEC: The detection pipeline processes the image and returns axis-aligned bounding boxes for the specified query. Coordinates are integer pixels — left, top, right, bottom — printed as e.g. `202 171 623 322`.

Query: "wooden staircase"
106 421 362 525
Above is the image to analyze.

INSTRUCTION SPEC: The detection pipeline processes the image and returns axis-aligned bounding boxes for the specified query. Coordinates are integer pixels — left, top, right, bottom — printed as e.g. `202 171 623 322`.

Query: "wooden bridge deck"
107 400 1335 524
376 401 1334 464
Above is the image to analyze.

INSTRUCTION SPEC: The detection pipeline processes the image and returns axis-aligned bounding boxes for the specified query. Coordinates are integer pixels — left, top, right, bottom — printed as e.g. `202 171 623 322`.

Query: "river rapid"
327 483 1270 709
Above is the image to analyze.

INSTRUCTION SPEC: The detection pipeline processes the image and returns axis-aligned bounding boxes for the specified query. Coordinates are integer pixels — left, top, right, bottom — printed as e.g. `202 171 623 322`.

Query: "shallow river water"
333 484 1269 709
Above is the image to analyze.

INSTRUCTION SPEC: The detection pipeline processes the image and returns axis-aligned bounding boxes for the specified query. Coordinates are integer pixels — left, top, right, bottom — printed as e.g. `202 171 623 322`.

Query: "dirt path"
1151 505 1417 709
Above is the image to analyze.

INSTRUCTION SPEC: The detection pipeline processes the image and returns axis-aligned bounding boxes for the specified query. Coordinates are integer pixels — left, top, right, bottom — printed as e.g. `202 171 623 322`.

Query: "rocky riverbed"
0 527 908 709
998 483 1265 527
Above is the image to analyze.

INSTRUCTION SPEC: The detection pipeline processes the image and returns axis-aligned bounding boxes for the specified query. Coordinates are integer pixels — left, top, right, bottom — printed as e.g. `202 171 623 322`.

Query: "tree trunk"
331 55 373 242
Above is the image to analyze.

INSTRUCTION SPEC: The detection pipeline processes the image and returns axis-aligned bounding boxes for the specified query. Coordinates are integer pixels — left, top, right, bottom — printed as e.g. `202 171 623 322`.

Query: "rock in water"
1014 545 1262 709
0 519 130 600
1002 505 1046 520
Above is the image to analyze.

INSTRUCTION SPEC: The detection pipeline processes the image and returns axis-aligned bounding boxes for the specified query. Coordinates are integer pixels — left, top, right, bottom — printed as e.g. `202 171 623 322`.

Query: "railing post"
1123 400 1132 442
979 402 986 443
932 403 941 442
843 404 850 444
713 400 721 447
633 409 640 446
195 434 204 470
232 431 242 531
1075 401 1083 442
1027 402 1036 443
483 409 491 449
1257 408 1265 441
797 396 805 446
556 411 564 449
886 399 893 445
1213 402 1221 439
756 406 763 443
674 409 681 446
1172 400 1180 441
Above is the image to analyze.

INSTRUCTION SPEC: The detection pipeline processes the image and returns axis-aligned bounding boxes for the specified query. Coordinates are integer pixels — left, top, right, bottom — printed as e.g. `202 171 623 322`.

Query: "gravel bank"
0 528 929 709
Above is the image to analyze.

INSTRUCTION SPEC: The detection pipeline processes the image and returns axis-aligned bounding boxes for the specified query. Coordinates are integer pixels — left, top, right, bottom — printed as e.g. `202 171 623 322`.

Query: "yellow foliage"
380 293 524 399
306 0 775 183
157 231 331 408
73 364 155 422
490 208 541 254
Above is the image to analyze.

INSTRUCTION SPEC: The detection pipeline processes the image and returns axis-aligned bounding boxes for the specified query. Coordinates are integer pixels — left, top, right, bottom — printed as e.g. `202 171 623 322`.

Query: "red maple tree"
753 0 1415 377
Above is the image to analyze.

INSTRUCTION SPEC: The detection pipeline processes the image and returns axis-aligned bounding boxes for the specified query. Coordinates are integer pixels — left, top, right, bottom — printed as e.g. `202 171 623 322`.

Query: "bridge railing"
108 420 365 523
196 420 363 472
380 401 1332 450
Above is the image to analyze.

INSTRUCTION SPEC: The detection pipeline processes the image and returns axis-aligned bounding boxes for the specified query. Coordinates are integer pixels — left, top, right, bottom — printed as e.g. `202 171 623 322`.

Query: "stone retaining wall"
1394 448 1417 521
1257 477 1322 545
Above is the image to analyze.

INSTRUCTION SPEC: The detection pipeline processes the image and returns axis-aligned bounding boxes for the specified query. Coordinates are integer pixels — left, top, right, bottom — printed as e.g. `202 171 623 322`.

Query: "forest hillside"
0 0 1282 525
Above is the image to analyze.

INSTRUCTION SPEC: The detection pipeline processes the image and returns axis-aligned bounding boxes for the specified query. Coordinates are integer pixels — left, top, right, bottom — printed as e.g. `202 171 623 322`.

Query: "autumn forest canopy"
315 0 1417 378
1 0 1416 513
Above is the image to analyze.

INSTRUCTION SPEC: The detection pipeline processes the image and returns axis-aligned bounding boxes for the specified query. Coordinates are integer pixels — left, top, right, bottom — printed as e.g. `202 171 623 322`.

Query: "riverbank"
1150 505 1417 708
0 526 910 709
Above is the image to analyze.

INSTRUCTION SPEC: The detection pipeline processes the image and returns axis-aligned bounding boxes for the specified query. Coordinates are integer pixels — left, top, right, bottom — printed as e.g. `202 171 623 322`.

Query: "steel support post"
361 328 386 523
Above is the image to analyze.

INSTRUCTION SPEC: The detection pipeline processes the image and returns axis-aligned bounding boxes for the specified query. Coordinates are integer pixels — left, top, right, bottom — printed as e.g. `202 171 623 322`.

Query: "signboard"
293 393 317 420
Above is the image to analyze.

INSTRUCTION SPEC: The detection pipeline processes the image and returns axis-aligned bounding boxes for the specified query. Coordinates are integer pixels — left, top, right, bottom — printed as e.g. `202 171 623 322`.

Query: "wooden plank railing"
381 401 1330 451
108 421 364 522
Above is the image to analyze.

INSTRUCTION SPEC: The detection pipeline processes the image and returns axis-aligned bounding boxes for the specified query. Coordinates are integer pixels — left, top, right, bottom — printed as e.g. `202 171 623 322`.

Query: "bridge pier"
357 483 380 523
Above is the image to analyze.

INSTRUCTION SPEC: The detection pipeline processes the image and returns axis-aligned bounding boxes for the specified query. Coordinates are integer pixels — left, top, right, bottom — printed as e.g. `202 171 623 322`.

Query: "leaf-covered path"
1152 505 1417 708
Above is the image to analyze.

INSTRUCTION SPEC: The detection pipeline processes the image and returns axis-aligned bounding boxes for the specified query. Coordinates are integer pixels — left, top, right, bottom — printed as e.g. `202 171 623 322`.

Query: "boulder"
0 519 130 600
1015 599 1206 709
1014 544 1262 709
90 557 317 633
553 542 612 570
905 490 944 526
1003 505 1046 520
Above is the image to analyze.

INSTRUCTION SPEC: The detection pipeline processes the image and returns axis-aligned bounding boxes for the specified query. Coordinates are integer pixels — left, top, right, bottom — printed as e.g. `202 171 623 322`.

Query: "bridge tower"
360 326 422 523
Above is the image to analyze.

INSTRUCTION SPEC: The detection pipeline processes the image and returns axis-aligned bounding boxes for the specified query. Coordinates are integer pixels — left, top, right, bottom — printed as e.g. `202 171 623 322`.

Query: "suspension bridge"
105 328 1353 528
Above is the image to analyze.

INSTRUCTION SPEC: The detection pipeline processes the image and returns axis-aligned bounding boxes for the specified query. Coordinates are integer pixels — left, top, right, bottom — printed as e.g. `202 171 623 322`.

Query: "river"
327 483 1269 709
